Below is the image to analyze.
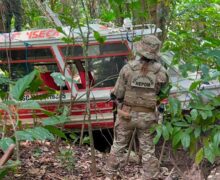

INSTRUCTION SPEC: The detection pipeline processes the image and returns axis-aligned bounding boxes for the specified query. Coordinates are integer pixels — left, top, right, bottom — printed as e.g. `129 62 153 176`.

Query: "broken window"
66 55 127 89
0 48 53 61
60 41 129 59
0 47 67 91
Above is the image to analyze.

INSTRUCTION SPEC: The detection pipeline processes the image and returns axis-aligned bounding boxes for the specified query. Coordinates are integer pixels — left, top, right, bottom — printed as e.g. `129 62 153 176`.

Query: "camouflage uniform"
3 0 22 32
0 1 5 32
105 35 168 179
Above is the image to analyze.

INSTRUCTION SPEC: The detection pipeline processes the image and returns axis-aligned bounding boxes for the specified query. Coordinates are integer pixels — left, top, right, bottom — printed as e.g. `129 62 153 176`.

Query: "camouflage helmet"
134 35 161 60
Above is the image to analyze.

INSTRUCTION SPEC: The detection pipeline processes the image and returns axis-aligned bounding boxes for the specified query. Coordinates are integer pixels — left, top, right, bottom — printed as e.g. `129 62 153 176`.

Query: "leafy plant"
57 148 75 172
0 70 68 176
82 136 90 145
152 0 220 165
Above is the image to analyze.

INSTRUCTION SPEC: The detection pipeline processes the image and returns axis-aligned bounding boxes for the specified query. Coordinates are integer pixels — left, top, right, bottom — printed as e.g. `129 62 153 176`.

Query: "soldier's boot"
104 154 119 179
142 162 161 180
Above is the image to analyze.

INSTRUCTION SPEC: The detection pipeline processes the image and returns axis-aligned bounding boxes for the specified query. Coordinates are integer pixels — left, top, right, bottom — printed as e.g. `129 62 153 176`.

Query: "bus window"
0 62 68 91
60 42 129 59
0 48 53 61
66 56 127 89
34 63 67 90
88 56 127 87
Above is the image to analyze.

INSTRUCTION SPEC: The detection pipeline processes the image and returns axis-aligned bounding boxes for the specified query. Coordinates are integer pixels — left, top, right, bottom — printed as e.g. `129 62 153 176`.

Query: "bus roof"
0 24 161 47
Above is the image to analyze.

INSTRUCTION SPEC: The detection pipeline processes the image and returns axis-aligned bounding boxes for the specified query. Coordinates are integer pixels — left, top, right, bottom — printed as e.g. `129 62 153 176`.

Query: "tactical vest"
124 60 162 109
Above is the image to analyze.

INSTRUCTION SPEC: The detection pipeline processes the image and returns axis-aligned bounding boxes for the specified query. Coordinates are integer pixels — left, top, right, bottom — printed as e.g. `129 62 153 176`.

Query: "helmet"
134 35 161 60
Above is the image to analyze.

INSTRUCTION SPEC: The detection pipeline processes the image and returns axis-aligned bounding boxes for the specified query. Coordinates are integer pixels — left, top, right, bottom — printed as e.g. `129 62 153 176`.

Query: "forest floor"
3 140 216 180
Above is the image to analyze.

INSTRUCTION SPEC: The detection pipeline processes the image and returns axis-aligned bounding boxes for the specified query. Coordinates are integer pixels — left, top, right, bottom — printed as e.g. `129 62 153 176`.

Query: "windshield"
66 55 127 89
89 56 127 87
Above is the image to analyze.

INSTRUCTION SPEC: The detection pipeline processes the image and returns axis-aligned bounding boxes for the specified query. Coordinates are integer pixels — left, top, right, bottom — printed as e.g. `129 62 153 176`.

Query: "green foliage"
195 148 204 165
18 101 41 110
10 70 38 100
42 106 70 126
0 69 71 179
0 161 20 179
154 93 220 164
152 0 220 165
93 31 106 44
44 126 67 140
82 136 90 145
50 72 66 87
57 148 75 172
0 138 14 152
16 127 55 141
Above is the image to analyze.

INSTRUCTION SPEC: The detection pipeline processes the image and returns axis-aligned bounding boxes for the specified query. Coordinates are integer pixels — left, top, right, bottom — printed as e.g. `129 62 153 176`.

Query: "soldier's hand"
110 92 117 100
158 104 165 113
118 109 131 120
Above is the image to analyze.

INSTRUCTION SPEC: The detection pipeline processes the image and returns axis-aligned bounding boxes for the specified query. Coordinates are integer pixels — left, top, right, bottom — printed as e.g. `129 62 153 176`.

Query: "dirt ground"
3 141 215 180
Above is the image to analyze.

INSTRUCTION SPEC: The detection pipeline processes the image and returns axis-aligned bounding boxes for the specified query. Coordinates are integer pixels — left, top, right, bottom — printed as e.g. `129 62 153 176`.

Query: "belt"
131 106 155 113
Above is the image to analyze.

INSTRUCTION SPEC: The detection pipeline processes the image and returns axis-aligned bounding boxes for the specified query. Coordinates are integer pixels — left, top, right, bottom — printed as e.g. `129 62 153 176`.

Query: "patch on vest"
131 72 156 88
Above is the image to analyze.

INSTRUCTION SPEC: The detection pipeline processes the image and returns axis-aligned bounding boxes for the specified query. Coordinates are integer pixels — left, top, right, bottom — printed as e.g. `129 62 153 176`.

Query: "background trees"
0 0 219 178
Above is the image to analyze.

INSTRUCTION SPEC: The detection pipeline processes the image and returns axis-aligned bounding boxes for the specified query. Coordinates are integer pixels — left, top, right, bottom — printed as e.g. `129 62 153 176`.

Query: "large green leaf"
50 72 66 87
153 126 162 144
195 148 204 165
169 97 181 117
213 132 220 147
94 31 106 44
44 126 67 140
16 127 54 141
194 127 201 138
190 109 198 121
199 111 208 120
0 138 14 152
192 104 214 111
15 131 34 141
26 127 54 141
206 49 220 61
204 145 215 164
173 121 190 127
172 131 182 148
18 101 41 110
0 103 10 112
42 115 69 126
181 133 191 149
10 70 38 100
189 81 201 91
162 125 169 141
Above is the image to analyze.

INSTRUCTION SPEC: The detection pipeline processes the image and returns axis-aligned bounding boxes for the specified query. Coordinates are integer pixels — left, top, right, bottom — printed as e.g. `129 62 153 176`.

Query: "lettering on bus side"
22 93 67 102
27 29 60 39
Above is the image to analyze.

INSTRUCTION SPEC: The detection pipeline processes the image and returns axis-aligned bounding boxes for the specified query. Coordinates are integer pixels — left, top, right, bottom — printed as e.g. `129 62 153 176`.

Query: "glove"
158 103 165 113
110 92 117 100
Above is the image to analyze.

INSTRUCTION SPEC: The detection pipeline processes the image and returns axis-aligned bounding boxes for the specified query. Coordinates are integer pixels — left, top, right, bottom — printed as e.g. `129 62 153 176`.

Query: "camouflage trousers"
105 110 159 179
3 0 22 32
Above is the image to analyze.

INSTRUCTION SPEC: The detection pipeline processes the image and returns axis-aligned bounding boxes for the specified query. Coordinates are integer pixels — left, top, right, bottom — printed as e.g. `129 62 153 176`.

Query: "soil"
3 140 214 180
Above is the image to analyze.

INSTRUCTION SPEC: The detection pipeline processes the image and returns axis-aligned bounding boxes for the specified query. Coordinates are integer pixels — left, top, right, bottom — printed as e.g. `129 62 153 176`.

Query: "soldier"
0 0 5 32
3 0 22 32
105 35 168 180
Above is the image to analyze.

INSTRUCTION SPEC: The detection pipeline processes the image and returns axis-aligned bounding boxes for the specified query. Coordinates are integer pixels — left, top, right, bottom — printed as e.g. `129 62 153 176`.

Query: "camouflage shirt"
113 59 168 108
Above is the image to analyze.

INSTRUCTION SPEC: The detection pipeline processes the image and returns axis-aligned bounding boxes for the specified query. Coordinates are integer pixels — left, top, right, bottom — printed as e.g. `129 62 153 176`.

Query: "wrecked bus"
0 24 162 129
1 24 219 130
